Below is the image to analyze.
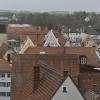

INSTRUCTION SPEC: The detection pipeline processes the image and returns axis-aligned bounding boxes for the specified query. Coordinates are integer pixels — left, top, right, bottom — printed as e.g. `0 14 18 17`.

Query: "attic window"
80 55 87 64
63 87 67 93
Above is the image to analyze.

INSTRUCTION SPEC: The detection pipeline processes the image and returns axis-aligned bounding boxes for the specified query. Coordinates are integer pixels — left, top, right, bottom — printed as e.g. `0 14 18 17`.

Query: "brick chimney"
34 65 40 91
63 70 68 80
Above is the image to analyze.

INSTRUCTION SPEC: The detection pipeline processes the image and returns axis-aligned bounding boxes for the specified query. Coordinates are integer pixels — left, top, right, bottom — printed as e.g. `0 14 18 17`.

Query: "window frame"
80 55 87 64
0 72 5 78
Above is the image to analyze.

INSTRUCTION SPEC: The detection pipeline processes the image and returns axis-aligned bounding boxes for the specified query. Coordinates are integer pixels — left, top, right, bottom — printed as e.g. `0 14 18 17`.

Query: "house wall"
25 47 98 66
13 54 80 77
51 76 84 100
79 74 100 88
0 72 11 100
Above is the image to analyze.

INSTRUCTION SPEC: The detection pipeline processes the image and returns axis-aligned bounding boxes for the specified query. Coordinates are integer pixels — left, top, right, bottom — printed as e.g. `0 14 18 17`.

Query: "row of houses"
0 53 100 100
0 23 100 48
0 23 100 100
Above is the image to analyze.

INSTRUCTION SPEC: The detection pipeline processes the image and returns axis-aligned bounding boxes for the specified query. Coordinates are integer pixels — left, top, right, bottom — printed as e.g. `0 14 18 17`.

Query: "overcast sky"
0 0 100 12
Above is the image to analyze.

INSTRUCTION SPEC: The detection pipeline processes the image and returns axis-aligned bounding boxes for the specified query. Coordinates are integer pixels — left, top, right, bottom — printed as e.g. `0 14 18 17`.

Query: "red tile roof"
11 54 80 100
19 33 64 47
0 59 11 72
6 26 37 34
24 47 63 54
11 61 63 100
27 63 62 100
24 47 99 67
0 43 10 58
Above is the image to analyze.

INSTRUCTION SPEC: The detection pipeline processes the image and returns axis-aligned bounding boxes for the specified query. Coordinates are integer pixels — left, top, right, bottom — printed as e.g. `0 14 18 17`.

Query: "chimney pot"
63 70 68 80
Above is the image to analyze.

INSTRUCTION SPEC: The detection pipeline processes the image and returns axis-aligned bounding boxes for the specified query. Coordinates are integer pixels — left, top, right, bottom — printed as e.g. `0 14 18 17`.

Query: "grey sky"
0 0 100 12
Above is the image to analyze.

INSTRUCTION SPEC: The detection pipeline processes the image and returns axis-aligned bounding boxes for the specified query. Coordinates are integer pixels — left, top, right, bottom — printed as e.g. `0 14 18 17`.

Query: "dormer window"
80 55 87 64
63 87 68 93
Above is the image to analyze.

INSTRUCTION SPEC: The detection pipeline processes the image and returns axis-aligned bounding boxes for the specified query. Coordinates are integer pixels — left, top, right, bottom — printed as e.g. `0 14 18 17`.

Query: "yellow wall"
0 33 7 46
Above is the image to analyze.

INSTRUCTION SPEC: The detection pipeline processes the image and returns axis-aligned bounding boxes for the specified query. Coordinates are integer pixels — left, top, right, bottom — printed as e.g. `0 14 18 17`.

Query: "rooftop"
0 59 11 72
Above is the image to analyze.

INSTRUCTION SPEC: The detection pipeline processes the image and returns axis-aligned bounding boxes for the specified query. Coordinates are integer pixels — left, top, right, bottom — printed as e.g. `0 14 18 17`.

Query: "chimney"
7 53 11 63
34 65 40 91
63 70 68 80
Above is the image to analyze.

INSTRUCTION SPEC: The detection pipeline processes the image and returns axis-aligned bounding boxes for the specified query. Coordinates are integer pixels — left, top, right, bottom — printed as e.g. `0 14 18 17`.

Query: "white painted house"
51 75 85 100
0 59 11 100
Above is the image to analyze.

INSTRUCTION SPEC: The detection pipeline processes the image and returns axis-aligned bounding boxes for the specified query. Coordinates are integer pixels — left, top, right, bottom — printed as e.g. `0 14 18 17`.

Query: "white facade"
51 76 85 100
68 33 81 42
0 72 11 100
64 32 89 42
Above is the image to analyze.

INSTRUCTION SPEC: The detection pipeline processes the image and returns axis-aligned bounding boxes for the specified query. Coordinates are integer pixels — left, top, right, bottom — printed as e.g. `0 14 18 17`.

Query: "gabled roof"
28 62 63 100
11 59 63 100
19 36 36 54
3 48 15 60
43 30 60 47
11 57 84 100
51 75 85 100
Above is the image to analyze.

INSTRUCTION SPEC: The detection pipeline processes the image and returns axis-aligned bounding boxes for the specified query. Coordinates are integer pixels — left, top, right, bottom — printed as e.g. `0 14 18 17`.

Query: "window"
0 92 6 96
0 72 5 78
0 82 11 87
63 87 68 93
7 73 11 78
80 56 87 64
0 82 6 87
0 92 10 97
7 92 10 96
6 82 11 87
